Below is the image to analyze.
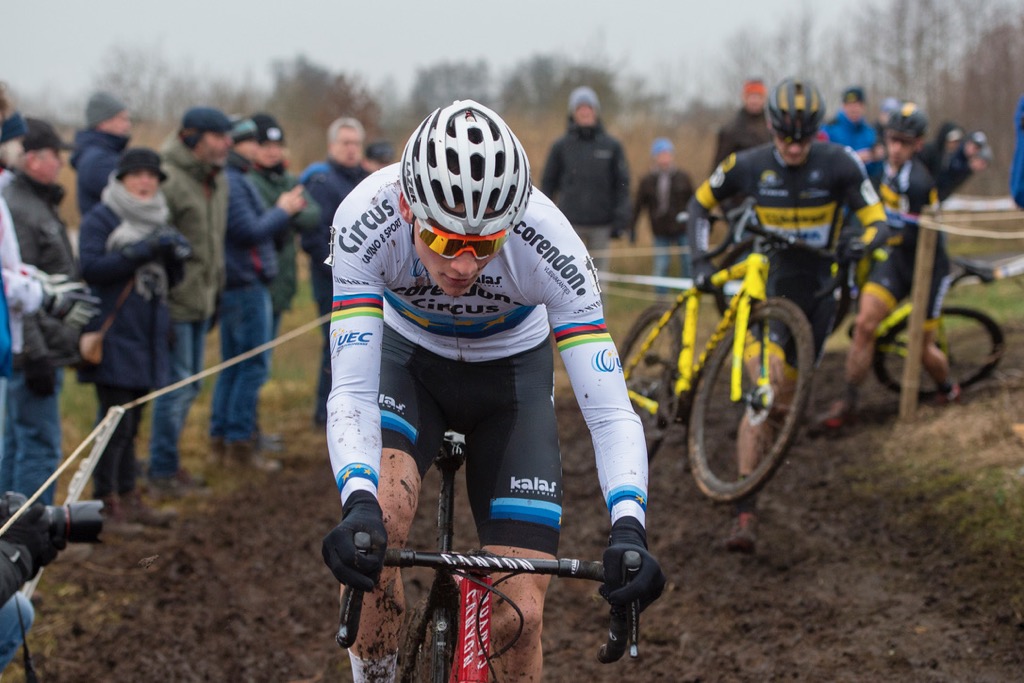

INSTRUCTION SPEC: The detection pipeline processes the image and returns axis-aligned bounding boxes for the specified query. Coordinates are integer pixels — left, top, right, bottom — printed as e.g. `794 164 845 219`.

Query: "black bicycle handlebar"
334 540 641 662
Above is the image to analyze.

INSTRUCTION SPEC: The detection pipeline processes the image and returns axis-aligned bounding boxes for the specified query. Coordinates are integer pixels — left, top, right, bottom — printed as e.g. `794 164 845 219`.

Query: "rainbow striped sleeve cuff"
553 319 613 352
331 293 384 323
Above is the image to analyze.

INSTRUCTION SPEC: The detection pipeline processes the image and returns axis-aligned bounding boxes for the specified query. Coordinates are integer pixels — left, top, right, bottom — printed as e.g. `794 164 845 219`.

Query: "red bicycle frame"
451 573 493 683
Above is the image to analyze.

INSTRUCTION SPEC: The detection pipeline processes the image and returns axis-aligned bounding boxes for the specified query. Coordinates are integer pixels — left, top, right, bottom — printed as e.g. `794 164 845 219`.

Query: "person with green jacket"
243 113 320 452
147 107 232 499
246 113 320 334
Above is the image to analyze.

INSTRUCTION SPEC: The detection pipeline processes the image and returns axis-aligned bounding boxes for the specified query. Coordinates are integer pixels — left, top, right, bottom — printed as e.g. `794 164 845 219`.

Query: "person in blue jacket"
70 92 131 217
1013 95 1024 209
823 86 881 177
77 147 190 532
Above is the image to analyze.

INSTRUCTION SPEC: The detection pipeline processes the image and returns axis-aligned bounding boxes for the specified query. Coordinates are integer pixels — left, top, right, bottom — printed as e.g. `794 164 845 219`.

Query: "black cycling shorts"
865 246 951 321
767 251 837 359
378 325 562 555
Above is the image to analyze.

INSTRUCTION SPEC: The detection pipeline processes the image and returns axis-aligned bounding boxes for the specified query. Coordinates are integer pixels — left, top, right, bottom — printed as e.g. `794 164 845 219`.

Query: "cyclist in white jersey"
320 100 665 682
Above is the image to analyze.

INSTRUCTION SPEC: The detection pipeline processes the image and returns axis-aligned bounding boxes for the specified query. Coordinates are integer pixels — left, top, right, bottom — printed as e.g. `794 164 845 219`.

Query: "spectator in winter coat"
541 86 631 274
300 117 369 427
631 138 696 292
70 91 131 217
1 118 93 505
823 86 881 177
209 119 306 472
713 78 771 167
147 106 232 497
77 147 190 532
244 113 320 454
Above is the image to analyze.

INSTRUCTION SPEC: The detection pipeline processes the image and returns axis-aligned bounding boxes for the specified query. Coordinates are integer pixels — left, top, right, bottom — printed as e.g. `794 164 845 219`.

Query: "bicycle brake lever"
335 531 372 648
623 550 641 659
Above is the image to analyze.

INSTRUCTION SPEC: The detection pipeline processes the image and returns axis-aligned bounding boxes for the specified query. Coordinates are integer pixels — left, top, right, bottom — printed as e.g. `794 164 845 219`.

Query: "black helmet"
766 78 825 142
886 102 928 139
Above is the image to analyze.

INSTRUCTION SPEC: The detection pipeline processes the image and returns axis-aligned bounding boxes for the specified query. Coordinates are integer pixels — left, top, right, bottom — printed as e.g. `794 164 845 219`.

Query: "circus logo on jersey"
335 198 402 263
591 348 623 374
759 170 783 188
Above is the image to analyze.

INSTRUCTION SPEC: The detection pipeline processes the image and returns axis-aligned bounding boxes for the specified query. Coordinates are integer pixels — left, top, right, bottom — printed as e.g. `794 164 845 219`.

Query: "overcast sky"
4 0 848 108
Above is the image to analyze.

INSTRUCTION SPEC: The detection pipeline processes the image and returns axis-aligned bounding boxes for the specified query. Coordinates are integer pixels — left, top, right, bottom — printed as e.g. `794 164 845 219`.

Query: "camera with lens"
0 491 104 546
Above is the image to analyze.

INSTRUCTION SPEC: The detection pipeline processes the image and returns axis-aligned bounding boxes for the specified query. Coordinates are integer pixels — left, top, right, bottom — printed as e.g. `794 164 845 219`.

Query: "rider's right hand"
600 517 666 613
692 257 717 293
321 490 388 592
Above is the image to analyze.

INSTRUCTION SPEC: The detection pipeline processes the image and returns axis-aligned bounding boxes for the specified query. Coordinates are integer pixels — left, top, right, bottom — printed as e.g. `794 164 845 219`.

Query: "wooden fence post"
899 217 939 420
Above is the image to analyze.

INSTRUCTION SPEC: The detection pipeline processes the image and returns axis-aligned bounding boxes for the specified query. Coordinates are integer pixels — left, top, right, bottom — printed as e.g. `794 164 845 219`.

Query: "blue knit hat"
651 138 674 156
0 112 27 144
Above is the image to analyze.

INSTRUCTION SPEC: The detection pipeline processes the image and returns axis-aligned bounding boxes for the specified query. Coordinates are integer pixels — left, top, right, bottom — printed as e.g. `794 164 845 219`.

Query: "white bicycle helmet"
401 99 531 236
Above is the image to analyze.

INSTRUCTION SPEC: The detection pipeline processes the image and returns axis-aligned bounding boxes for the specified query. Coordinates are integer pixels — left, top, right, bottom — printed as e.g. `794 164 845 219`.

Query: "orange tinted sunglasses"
418 221 508 260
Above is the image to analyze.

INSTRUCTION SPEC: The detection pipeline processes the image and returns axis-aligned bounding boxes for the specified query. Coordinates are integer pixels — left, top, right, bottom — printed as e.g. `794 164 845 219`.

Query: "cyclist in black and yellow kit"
815 102 959 434
686 78 889 553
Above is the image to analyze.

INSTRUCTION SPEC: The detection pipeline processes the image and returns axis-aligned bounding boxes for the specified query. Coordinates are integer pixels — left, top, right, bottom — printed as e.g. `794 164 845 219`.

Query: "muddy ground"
21 329 1024 683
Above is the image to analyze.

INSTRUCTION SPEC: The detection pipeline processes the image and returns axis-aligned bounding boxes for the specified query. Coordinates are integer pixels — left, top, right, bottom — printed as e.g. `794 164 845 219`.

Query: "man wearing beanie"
631 137 696 292
713 78 771 167
71 91 131 217
205 115 308 472
824 86 881 176
541 85 631 275
146 106 232 497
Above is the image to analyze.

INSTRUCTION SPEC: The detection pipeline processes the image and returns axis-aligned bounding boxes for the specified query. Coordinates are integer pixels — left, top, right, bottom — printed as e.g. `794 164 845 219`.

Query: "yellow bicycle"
621 202 818 502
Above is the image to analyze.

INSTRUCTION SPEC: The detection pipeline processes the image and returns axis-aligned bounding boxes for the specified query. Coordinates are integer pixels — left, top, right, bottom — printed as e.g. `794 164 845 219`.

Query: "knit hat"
880 97 901 115
1 112 28 143
842 86 866 104
85 91 127 129
250 113 284 144
568 86 600 114
651 138 674 156
365 140 395 164
22 117 72 152
116 147 167 181
743 79 767 96
230 118 258 144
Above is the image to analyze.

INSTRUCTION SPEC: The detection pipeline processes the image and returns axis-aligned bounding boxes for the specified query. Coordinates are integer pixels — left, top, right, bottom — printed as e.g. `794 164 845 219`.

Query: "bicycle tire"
872 306 1005 397
398 573 459 683
687 298 815 502
620 304 683 461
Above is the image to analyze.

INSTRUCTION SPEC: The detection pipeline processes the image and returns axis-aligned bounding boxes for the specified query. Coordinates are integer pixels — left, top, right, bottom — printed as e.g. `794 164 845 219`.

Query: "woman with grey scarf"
77 148 192 533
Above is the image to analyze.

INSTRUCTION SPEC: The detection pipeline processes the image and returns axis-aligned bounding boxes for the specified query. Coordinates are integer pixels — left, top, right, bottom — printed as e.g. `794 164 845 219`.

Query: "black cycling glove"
692 257 717 292
321 490 388 591
600 516 666 613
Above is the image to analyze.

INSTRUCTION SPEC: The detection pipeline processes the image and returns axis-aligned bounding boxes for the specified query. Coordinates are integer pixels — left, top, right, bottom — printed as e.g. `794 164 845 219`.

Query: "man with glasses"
686 78 889 554
319 100 665 683
816 102 958 431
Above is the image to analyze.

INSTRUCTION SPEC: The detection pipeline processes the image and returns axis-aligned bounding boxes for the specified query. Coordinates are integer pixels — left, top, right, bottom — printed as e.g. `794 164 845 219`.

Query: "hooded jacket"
160 136 228 322
540 119 631 233
299 158 368 273
70 129 129 217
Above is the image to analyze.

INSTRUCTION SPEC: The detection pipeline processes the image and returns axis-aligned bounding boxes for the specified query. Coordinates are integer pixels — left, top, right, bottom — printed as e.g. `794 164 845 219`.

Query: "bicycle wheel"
398 573 459 683
620 304 683 461
688 298 815 502
872 306 1004 397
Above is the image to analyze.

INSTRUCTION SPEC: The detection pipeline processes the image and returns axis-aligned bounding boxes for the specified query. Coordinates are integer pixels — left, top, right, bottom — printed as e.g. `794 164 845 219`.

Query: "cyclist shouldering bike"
319 100 666 682
686 78 890 554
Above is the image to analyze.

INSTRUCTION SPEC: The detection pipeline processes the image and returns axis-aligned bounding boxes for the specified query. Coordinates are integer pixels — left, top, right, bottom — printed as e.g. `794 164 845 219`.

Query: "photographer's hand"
3 503 60 579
